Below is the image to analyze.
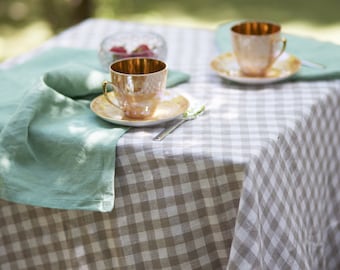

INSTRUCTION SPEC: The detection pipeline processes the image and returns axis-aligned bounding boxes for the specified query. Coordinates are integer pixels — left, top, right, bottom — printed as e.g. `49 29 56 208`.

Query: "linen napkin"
0 47 190 212
215 22 340 81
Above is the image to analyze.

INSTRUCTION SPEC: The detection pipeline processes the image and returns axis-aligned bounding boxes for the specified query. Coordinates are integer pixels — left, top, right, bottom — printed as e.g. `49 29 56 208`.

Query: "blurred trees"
0 0 97 61
41 0 94 32
0 0 95 33
1 0 340 62
1 0 340 33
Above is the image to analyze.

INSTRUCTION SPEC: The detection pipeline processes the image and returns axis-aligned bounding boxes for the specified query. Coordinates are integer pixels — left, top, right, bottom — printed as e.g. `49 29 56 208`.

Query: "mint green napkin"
0 48 190 212
45 64 190 95
0 48 130 212
167 70 190 87
216 22 340 81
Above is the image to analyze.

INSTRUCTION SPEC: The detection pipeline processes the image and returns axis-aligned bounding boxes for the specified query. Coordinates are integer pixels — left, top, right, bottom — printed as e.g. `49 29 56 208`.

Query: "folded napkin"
167 70 190 87
215 22 340 81
0 47 190 212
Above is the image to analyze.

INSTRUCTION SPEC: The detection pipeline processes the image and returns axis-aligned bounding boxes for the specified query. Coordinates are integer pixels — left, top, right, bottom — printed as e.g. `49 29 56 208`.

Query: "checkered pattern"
1 19 339 269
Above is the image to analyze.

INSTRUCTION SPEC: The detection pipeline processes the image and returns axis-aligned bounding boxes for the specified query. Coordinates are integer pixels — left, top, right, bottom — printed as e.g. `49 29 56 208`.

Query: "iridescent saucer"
211 52 301 84
90 90 190 127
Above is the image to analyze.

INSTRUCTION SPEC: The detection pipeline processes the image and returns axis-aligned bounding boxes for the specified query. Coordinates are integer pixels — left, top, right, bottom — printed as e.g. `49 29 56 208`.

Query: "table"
1 19 339 270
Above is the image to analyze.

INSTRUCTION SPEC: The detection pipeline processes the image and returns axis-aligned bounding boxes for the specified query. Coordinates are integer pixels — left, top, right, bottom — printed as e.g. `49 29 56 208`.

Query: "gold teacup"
231 21 287 77
102 58 167 119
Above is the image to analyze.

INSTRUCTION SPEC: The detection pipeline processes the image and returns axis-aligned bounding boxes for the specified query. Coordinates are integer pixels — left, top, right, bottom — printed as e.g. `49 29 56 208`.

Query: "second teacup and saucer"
211 20 301 84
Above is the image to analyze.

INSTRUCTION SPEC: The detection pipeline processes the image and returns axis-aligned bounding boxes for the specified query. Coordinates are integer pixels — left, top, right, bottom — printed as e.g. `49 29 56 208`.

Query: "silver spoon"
301 59 326 69
153 105 205 141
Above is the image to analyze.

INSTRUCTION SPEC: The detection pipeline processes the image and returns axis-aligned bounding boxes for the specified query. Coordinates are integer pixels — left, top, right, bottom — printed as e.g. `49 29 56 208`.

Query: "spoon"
301 59 326 69
153 105 205 141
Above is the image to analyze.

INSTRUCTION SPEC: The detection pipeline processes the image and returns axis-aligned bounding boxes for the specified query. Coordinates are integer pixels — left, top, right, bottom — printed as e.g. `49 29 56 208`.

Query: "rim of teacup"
231 20 282 36
109 57 167 77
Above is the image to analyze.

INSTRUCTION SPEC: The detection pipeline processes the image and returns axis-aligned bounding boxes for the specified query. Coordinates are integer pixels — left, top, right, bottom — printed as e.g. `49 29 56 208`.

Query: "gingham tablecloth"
1 19 339 270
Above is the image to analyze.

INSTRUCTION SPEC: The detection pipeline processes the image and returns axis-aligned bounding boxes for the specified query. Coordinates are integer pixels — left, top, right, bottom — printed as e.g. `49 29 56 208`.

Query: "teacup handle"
102 80 121 110
272 37 287 63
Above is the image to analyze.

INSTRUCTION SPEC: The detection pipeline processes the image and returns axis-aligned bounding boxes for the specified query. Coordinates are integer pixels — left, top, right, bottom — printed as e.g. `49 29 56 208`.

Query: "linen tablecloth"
1 19 339 270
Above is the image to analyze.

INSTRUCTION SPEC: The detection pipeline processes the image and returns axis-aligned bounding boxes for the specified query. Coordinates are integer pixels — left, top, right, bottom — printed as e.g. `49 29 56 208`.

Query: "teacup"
230 21 287 77
102 58 167 119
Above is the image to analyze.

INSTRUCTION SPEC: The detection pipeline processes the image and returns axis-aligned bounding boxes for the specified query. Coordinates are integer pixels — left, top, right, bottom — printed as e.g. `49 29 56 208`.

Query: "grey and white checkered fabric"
1 19 339 269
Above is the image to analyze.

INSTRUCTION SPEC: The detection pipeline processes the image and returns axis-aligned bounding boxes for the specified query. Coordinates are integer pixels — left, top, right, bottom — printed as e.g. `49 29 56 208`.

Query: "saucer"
210 52 301 84
90 90 190 127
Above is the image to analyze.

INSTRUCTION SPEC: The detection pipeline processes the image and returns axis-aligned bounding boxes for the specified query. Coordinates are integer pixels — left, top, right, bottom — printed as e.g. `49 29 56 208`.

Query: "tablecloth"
0 18 339 270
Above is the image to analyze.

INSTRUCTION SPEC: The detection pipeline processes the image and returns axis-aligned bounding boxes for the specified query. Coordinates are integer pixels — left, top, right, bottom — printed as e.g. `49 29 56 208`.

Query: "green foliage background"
1 0 340 62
